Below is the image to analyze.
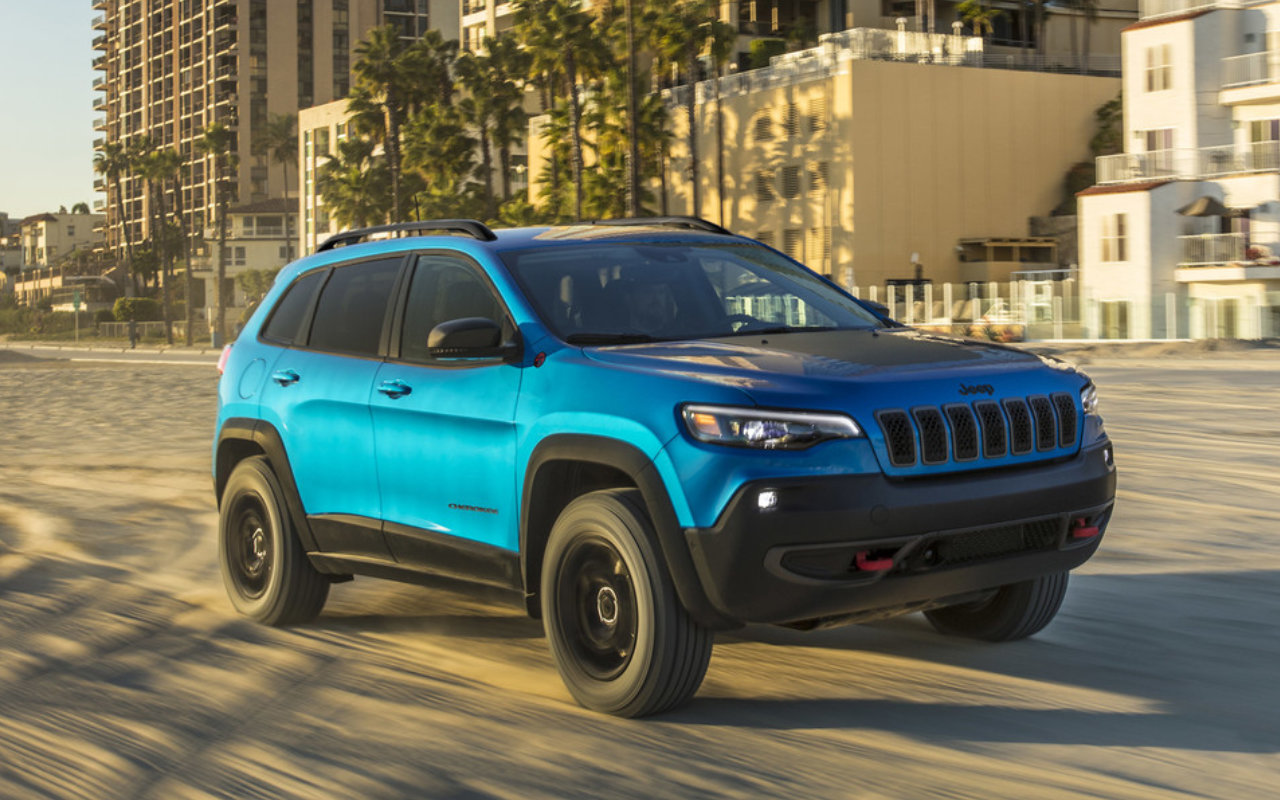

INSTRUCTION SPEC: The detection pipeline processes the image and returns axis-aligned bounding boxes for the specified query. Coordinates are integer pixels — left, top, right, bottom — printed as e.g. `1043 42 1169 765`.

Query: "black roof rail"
589 216 733 236
316 219 498 252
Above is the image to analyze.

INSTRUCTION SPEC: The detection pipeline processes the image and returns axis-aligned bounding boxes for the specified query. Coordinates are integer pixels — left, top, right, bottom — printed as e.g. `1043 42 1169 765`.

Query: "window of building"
1249 119 1280 169
1101 213 1127 262
780 165 801 198
783 228 803 261
808 161 828 193
1145 45 1173 92
807 95 827 134
231 246 247 266
784 104 800 138
307 257 402 355
756 230 776 248
754 170 775 202
753 113 773 142
1142 129 1175 173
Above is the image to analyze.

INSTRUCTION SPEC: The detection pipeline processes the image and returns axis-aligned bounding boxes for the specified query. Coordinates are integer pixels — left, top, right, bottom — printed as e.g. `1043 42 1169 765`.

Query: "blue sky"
0 1 98 219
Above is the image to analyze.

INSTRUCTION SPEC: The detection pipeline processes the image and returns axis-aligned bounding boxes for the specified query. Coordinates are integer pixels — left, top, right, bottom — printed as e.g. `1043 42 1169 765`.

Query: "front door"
370 252 523 560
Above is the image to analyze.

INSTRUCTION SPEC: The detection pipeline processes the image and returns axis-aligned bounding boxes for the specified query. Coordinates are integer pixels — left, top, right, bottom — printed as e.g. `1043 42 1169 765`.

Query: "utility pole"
625 0 642 216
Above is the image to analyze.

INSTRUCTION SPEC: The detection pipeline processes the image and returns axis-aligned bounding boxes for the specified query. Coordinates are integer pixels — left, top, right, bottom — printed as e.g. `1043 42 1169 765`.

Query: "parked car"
214 217 1116 717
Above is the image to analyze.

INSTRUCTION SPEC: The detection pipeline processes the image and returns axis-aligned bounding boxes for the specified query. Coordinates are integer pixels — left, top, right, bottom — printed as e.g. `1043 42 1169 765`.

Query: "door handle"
377 379 412 399
271 369 300 386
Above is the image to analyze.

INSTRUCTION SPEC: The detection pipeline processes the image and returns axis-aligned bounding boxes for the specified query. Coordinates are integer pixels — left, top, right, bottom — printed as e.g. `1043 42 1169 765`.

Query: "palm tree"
403 103 477 220
353 25 413 223
197 122 237 346
316 137 392 230
457 33 529 216
257 113 298 201
514 0 606 221
70 202 91 215
957 0 1004 38
137 147 185 344
94 141 139 296
653 1 734 218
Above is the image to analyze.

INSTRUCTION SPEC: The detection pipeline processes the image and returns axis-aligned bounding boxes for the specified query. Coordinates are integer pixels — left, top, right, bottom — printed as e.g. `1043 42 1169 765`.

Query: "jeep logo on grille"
959 383 995 396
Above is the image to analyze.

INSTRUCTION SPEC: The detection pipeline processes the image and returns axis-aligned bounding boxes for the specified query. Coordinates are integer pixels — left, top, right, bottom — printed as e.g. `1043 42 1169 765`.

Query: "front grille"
875 393 1079 469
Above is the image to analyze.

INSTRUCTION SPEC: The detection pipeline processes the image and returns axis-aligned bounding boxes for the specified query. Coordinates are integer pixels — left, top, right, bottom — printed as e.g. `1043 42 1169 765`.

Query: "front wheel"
219 456 328 626
541 489 712 717
924 571 1069 642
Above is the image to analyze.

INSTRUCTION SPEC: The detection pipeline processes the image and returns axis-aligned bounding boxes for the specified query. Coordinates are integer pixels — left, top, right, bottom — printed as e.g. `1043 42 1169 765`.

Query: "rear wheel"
541 489 712 717
219 456 328 625
924 571 1069 642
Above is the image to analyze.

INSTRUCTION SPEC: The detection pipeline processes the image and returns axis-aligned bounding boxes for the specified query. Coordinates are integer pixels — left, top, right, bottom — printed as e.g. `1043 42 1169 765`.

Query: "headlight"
1081 383 1099 416
682 404 862 449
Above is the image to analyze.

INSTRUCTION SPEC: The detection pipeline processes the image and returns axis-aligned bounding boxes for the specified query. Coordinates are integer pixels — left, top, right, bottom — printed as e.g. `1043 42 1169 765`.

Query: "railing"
1139 0 1229 19
1097 142 1280 183
1222 51 1270 87
1179 232 1247 265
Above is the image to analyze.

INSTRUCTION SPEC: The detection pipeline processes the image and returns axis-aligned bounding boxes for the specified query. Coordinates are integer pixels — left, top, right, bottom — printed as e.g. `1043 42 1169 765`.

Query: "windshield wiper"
565 332 663 345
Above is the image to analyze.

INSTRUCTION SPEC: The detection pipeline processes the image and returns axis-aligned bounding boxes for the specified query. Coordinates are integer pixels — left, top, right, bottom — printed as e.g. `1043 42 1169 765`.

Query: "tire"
219 456 328 626
924 571 1069 642
541 489 712 717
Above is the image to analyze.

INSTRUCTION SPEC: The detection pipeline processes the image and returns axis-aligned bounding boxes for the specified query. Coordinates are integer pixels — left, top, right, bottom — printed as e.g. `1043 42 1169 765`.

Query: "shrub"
95 308 116 324
113 296 161 322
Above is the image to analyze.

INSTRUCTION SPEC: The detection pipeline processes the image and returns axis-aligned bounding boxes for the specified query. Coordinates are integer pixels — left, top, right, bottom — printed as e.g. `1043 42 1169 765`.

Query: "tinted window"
262 270 324 343
400 254 504 362
503 242 880 343
307 257 402 355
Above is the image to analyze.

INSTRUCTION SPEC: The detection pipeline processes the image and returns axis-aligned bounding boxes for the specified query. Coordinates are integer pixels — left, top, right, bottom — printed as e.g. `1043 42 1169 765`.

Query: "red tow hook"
854 551 894 572
1070 518 1101 540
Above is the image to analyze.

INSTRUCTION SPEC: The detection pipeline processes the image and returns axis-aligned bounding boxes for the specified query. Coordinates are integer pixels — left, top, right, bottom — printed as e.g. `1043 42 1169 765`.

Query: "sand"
0 354 1277 799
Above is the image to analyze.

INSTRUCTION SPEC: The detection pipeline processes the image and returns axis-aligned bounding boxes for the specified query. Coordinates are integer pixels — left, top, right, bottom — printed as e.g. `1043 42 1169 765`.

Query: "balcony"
93 76 106 90
94 116 107 131
93 95 107 111
1097 142 1280 183
93 34 107 50
93 14 106 29
1139 0 1233 19
93 54 107 70
1179 232 1246 266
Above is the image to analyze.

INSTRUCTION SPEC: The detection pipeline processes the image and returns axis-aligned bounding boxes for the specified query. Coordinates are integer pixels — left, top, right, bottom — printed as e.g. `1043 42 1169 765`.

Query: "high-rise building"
91 0 458 270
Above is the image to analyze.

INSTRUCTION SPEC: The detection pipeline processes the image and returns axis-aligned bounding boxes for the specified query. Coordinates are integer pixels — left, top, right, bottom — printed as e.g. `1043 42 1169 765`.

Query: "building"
191 197 298 321
19 213 106 268
529 31 1119 289
1078 0 1280 340
91 0 458 268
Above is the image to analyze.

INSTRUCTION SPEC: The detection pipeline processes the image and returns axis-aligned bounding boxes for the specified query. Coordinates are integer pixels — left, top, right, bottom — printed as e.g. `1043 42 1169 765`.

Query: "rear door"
370 252 523 556
258 255 404 558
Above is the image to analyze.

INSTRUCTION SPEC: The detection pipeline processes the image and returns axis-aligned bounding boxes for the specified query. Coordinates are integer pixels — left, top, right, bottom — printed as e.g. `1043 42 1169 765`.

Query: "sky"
0 1 98 219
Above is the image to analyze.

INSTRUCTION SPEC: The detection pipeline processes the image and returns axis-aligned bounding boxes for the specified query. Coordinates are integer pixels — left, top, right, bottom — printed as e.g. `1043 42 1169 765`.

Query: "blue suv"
214 217 1116 717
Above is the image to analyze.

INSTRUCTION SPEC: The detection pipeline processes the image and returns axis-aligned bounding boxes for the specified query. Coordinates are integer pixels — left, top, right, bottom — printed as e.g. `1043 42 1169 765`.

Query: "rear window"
261 270 324 344
306 258 402 356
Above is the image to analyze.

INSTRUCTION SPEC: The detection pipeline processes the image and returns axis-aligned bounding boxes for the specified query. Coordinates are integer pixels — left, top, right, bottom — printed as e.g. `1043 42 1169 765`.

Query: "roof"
228 197 296 215
1123 8 1214 32
20 213 58 226
1077 180 1174 197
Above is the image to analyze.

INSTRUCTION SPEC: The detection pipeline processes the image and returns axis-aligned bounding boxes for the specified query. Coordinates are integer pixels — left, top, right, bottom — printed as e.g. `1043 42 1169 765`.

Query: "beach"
0 346 1277 799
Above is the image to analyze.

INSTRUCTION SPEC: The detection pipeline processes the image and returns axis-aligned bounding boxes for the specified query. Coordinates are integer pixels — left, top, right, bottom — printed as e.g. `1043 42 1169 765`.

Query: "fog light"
757 490 778 511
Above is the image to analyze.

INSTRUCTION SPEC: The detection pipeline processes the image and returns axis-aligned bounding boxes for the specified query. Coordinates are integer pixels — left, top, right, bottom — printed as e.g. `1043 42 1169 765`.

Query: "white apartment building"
19 213 107 268
1079 0 1280 339
192 197 297 320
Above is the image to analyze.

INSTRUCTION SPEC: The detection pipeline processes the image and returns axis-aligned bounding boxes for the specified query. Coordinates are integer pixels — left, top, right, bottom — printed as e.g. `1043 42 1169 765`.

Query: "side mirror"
427 317 509 358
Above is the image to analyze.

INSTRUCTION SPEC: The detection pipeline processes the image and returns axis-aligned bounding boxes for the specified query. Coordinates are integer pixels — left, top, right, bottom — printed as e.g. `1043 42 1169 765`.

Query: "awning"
1176 196 1248 217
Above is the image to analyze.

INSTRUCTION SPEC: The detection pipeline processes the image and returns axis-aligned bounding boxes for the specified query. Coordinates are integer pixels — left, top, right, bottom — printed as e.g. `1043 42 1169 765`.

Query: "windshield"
502 242 882 343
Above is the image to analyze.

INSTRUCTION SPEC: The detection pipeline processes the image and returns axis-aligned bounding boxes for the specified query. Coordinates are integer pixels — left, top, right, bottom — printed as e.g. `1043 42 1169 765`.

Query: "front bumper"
683 440 1116 626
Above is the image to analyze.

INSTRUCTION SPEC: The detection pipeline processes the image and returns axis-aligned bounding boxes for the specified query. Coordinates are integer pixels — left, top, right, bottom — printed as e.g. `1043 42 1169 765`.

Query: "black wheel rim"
226 492 273 600
555 536 637 681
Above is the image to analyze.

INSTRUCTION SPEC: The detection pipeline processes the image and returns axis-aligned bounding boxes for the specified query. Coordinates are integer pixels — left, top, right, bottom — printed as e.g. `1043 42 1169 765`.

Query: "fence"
99 320 190 340
851 277 1083 341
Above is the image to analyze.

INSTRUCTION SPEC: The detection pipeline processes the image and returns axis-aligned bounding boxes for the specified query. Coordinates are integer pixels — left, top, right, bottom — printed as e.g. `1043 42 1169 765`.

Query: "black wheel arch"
521 434 740 631
215 418 318 552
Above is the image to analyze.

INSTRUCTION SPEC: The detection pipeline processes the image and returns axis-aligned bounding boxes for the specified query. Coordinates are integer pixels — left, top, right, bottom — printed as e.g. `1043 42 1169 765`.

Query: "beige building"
19 213 107 268
192 198 298 320
529 32 1119 288
91 0 457 263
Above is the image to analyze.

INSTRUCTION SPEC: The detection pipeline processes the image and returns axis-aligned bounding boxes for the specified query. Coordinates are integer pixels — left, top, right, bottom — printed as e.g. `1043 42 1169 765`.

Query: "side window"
699 257 837 328
307 257 402 356
400 254 505 363
262 269 325 343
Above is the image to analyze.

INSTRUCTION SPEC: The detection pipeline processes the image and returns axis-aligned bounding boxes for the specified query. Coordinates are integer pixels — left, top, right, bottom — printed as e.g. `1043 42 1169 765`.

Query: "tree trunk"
565 56 585 222
480 124 495 218
175 174 194 347
384 89 402 224
115 176 137 298
214 165 229 346
152 180 174 346
715 62 725 227
685 48 700 218
624 0 641 216
499 142 512 203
